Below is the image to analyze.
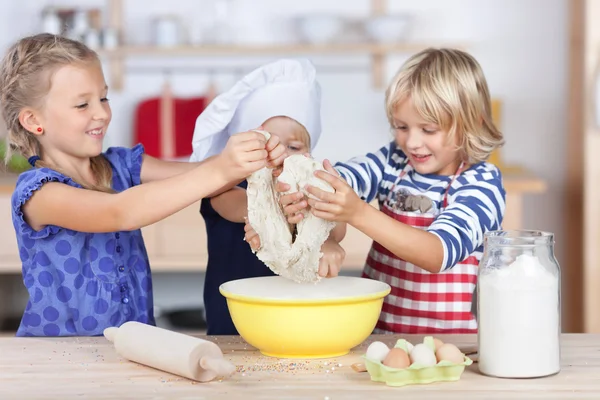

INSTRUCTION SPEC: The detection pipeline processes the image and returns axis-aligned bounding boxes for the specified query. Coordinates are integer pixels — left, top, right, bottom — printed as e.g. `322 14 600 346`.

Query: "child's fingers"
317 259 328 277
327 265 340 278
287 213 304 224
268 142 286 157
243 149 269 162
283 200 307 216
244 229 261 250
279 191 302 206
272 167 283 178
310 209 337 221
305 185 337 203
268 150 287 168
265 134 281 151
323 159 340 177
244 230 257 241
308 198 341 214
275 181 292 194
250 237 261 250
244 159 268 172
241 131 268 143
245 233 261 250
240 138 267 152
314 170 346 190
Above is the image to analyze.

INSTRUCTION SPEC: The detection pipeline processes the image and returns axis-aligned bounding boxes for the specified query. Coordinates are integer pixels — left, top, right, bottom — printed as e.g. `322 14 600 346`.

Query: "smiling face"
262 116 310 155
33 61 111 163
392 97 461 176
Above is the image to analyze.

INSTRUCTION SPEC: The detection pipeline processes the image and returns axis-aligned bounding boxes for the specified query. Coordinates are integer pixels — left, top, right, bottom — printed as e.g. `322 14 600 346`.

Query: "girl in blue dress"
190 59 346 335
0 33 286 337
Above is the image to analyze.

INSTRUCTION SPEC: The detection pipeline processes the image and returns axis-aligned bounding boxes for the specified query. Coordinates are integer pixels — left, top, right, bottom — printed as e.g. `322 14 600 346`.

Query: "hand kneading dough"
246 130 336 283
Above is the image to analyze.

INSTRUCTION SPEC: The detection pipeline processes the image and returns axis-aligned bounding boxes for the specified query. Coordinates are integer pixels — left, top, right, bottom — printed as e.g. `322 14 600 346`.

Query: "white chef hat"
189 58 322 162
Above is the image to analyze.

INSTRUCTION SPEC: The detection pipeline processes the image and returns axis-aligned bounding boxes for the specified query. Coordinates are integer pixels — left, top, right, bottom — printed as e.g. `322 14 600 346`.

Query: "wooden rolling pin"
104 321 235 382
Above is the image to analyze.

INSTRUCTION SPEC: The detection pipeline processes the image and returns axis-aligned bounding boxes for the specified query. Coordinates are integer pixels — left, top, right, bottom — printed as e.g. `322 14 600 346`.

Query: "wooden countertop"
0 333 597 398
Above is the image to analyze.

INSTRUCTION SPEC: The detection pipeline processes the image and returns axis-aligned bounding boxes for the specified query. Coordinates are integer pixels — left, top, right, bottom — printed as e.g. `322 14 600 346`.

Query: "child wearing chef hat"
190 58 346 335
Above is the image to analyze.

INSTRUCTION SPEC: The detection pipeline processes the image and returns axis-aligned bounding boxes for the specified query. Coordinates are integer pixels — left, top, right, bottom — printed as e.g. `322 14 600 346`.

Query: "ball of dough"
382 348 410 369
366 341 390 362
409 343 437 366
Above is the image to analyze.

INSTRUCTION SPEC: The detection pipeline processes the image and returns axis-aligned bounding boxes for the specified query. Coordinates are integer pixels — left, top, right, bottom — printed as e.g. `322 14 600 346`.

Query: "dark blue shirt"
201 180 274 335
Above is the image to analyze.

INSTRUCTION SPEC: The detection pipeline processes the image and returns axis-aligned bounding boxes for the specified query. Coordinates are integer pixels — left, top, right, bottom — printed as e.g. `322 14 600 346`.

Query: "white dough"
246 130 336 283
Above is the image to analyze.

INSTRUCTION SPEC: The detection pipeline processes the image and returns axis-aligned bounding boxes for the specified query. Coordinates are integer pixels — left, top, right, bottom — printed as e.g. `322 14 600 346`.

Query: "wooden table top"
0 333 598 399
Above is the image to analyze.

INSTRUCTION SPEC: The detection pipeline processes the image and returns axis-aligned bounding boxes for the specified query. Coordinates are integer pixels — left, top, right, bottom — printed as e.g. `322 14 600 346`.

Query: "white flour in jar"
478 253 560 378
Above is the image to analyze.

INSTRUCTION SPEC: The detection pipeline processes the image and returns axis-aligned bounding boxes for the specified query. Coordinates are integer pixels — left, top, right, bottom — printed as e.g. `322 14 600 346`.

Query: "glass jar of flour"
477 230 561 378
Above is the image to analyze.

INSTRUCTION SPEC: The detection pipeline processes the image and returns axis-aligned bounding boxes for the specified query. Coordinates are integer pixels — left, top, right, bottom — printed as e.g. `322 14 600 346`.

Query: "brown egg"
432 337 444 351
435 343 464 364
382 348 411 369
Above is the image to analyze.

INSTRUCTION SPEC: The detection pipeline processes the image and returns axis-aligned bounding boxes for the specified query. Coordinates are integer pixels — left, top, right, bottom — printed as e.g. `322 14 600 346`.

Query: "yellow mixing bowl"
219 276 391 359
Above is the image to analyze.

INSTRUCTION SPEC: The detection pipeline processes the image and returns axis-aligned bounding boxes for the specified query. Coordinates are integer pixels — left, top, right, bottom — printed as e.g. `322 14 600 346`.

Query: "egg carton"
362 336 473 387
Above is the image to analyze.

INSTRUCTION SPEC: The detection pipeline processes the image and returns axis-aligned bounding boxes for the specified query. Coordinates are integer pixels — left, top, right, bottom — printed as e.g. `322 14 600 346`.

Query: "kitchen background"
0 0 585 333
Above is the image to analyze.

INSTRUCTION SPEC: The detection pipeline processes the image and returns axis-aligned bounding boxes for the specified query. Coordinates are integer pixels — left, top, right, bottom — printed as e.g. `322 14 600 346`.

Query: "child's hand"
243 217 261 251
318 239 345 278
219 131 268 180
306 159 364 224
276 182 307 224
275 153 322 224
265 135 287 169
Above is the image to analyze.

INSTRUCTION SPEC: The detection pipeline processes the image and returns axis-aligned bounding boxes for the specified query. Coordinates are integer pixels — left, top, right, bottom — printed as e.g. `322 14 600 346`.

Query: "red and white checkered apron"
363 162 478 334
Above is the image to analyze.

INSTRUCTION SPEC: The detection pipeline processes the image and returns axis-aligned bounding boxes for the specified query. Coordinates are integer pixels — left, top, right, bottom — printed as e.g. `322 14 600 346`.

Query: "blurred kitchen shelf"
103 0 466 90
100 42 467 91
98 42 460 57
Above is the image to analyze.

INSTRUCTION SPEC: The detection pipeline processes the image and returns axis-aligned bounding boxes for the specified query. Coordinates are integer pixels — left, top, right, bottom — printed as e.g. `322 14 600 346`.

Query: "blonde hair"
385 48 504 164
0 33 113 192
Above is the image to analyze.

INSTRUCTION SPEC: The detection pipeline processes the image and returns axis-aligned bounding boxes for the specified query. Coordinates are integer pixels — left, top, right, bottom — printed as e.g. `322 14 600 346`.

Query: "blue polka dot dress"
11 144 155 336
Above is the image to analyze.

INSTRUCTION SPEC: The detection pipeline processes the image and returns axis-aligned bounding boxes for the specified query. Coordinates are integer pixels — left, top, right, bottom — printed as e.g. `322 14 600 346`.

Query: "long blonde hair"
385 48 504 164
0 33 113 192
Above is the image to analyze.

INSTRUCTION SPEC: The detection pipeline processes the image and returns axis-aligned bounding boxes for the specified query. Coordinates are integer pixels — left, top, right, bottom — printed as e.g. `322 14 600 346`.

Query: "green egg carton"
363 336 472 387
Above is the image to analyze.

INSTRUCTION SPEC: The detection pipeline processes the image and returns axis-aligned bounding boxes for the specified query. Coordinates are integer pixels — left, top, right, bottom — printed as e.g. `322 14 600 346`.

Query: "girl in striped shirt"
248 48 506 334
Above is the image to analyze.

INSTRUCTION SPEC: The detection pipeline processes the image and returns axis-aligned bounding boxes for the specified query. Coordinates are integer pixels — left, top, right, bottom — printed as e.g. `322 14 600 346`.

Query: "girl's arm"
306 168 505 274
139 155 197 182
210 186 248 223
139 134 287 197
23 132 274 233
140 155 244 199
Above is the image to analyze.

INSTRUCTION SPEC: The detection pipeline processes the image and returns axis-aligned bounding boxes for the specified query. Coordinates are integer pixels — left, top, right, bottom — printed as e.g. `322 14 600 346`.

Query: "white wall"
0 0 568 316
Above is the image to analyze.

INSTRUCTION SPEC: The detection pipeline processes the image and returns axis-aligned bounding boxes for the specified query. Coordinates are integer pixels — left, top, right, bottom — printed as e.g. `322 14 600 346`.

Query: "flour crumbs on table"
233 356 345 376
